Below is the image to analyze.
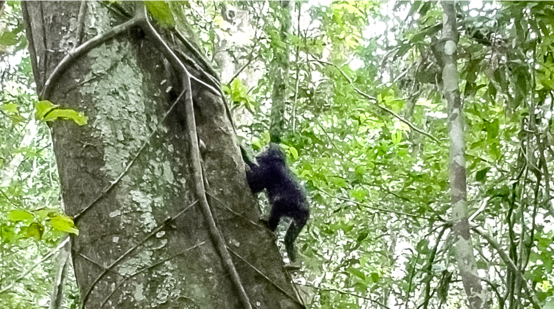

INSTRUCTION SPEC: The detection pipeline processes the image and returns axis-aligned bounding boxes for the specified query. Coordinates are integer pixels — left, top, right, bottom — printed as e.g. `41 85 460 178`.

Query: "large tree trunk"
23 2 303 308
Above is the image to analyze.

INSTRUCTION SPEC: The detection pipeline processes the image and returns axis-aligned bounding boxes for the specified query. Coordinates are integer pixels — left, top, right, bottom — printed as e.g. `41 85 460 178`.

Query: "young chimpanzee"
241 143 310 263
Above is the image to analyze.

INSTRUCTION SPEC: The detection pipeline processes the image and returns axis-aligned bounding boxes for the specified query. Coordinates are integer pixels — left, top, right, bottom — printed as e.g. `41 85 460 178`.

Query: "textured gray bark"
438 2 489 309
23 2 303 308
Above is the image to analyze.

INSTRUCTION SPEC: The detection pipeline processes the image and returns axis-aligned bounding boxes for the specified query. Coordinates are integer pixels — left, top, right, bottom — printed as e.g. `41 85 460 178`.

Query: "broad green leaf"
0 31 19 46
50 214 79 235
9 114 25 123
252 139 264 150
288 146 298 160
26 222 45 240
36 100 88 126
43 109 88 126
486 119 499 140
356 230 369 242
1 103 18 114
145 1 175 28
36 209 56 220
350 188 367 201
475 167 491 182
8 210 33 222
35 100 58 119
347 267 366 280
370 272 380 283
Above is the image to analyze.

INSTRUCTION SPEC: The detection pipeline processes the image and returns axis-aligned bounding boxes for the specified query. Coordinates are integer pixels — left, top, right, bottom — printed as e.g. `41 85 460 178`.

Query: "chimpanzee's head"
258 143 286 165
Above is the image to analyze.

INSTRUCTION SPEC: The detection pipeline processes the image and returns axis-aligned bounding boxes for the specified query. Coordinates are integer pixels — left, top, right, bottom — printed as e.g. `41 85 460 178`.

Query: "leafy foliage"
35 100 88 126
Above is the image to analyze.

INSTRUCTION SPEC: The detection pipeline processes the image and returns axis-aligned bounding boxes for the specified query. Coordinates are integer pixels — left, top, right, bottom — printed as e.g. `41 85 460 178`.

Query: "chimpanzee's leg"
284 211 309 262
266 202 282 231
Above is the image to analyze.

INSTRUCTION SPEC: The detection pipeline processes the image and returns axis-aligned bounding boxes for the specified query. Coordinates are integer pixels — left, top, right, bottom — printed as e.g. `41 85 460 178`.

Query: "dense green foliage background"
2 1 554 308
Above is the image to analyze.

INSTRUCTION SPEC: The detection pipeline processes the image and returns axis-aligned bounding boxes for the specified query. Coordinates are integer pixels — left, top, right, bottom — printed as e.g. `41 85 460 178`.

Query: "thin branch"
99 1 132 19
227 54 259 86
0 188 14 205
317 188 432 220
206 191 264 228
291 2 302 133
175 49 221 90
172 28 220 83
420 225 449 309
302 283 391 309
316 121 345 158
174 48 236 132
311 57 440 144
472 226 540 309
49 240 70 309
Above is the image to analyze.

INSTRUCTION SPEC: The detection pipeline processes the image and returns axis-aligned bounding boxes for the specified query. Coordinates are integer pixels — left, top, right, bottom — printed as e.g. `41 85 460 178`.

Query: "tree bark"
23 2 303 308
269 1 291 142
438 2 489 309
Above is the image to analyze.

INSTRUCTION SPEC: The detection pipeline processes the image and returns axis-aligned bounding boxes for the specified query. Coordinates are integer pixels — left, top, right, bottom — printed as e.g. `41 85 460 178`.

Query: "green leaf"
370 272 380 283
356 230 369 242
288 146 298 160
9 114 26 124
475 167 491 182
486 119 499 140
0 30 19 46
43 109 88 126
26 222 45 240
347 267 366 280
35 100 88 126
50 214 79 235
8 210 34 222
36 209 56 221
350 188 367 201
35 100 58 119
145 1 175 28
392 131 403 144
405 1 422 20
1 103 18 114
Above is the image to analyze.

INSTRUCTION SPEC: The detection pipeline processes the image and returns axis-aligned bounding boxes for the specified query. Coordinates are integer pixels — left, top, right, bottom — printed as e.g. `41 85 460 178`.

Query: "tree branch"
311 57 440 144
472 226 540 309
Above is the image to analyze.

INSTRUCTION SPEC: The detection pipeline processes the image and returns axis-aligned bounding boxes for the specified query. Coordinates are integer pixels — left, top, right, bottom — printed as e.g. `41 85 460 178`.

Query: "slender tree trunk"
269 1 291 142
438 2 489 309
23 2 303 308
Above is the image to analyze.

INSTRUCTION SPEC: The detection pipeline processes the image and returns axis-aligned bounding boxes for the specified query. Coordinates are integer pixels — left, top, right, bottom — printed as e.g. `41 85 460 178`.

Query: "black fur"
242 143 310 262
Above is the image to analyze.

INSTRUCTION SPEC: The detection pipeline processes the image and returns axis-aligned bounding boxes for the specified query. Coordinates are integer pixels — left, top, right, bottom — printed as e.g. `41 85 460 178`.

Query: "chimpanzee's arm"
240 145 267 193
